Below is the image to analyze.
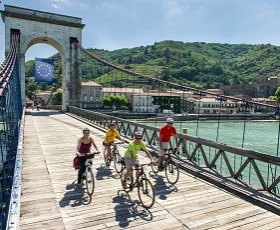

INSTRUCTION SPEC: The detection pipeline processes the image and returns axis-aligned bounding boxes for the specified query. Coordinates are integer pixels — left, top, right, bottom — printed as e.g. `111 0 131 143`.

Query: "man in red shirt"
158 117 178 170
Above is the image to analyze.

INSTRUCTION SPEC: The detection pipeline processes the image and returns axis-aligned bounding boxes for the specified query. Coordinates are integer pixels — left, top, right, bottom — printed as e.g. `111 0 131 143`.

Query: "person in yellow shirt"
103 122 123 165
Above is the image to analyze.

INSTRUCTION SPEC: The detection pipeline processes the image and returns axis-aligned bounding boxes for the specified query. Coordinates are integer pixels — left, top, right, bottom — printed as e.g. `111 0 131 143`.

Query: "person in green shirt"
122 132 153 188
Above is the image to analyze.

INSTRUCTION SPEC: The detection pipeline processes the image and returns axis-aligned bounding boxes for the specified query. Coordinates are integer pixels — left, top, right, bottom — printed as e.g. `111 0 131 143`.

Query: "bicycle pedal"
143 189 149 195
136 182 143 187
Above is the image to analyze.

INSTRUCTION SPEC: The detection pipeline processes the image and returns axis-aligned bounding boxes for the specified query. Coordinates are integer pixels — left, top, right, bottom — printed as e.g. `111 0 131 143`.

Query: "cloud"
163 0 182 18
49 0 71 9
51 4 59 9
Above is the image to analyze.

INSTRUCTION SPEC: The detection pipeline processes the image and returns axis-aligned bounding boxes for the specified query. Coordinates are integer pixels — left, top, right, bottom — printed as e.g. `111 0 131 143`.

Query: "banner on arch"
35 58 54 83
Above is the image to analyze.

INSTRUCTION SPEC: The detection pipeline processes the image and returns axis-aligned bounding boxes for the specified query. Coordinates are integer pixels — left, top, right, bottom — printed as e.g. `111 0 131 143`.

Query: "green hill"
25 40 280 98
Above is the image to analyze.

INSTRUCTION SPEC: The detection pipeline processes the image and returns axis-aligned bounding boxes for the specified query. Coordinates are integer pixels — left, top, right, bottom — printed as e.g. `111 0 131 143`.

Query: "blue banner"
35 58 54 83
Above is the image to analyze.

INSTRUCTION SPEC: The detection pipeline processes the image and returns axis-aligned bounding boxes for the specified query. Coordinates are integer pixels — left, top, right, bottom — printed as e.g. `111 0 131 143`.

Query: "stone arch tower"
1 5 85 110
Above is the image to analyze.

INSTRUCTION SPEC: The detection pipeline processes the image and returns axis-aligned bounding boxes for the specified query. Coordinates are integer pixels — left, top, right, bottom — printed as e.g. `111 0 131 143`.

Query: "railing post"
182 128 188 157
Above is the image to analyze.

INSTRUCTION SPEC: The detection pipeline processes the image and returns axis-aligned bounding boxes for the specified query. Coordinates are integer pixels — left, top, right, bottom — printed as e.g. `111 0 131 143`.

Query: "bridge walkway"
19 110 280 229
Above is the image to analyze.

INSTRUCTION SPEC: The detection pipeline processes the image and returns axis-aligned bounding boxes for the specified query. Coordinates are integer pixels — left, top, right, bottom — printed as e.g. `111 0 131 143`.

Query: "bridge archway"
1 5 85 110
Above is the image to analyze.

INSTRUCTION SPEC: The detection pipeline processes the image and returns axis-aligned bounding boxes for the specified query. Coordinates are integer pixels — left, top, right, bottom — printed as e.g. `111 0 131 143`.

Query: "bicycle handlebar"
114 142 124 145
107 141 123 145
80 152 100 159
164 147 179 154
134 162 153 170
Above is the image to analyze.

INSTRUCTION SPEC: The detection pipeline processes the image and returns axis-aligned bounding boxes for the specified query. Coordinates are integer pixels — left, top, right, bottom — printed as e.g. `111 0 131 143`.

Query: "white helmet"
166 117 174 123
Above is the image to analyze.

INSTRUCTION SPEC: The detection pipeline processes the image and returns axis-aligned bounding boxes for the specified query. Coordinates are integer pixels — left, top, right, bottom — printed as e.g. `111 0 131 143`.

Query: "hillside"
82 40 280 89
25 40 280 98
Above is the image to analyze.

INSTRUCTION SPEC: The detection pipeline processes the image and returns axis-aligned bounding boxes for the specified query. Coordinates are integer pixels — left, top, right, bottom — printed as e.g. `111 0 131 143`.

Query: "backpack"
73 156 79 170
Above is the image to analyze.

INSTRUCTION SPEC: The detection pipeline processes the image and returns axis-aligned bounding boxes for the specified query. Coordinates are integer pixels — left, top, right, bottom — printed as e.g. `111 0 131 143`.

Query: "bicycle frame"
80 152 98 196
132 165 146 188
123 163 150 191
151 148 180 184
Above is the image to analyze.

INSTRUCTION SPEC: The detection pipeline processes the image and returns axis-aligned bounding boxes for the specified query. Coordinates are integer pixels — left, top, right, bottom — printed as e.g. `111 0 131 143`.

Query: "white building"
193 98 238 114
132 94 157 113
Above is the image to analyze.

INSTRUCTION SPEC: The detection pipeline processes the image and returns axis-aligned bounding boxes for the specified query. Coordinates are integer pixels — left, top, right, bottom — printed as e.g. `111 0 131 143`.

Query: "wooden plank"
19 110 280 230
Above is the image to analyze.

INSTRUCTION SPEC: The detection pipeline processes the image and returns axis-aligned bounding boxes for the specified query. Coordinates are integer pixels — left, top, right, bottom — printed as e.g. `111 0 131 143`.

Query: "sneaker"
106 158 111 166
122 181 127 189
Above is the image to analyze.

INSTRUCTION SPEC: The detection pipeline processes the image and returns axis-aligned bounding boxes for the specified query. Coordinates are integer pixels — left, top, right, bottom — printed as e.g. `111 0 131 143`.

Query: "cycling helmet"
166 117 174 124
134 132 142 139
83 128 90 133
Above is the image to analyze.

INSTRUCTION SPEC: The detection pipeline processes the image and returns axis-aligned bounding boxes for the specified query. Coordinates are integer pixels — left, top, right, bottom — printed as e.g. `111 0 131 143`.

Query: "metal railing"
0 31 24 230
68 106 280 199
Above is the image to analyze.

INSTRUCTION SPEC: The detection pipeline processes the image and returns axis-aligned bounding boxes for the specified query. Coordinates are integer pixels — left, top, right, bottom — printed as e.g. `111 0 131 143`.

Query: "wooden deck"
20 110 280 230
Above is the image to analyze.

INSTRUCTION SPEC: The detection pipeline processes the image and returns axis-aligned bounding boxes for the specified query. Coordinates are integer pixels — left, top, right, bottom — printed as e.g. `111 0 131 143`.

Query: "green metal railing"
68 106 280 199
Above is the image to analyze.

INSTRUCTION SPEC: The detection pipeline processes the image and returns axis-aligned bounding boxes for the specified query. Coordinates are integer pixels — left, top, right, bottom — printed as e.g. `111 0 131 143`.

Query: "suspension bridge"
0 4 279 230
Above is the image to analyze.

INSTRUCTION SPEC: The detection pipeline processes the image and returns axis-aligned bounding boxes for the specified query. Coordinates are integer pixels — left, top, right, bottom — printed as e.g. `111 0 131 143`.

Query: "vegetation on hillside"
25 40 280 99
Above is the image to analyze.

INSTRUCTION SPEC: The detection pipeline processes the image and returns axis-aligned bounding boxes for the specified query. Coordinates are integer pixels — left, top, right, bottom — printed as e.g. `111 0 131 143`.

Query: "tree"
274 87 280 103
102 95 129 109
52 89 62 105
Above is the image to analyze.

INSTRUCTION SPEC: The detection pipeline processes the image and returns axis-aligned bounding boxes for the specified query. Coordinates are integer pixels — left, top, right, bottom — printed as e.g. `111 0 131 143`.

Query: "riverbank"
88 109 276 121
137 113 276 122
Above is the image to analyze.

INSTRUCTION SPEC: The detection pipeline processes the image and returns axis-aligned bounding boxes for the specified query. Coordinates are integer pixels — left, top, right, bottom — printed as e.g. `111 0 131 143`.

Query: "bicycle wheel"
165 161 179 185
85 167 95 195
113 152 123 173
120 167 133 192
138 178 155 209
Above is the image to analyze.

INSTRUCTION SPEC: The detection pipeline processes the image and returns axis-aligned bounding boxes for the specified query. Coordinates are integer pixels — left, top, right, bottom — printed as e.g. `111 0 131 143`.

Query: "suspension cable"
72 41 276 110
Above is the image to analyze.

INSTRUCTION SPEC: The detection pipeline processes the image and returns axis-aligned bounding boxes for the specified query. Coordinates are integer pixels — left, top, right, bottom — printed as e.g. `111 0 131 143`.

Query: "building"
102 87 144 102
193 98 238 114
131 94 157 113
252 98 277 113
34 91 53 106
81 81 102 109
220 77 280 98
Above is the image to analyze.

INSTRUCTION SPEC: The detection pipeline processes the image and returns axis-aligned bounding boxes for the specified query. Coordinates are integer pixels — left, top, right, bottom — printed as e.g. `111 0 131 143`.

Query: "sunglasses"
83 132 90 134
135 137 142 140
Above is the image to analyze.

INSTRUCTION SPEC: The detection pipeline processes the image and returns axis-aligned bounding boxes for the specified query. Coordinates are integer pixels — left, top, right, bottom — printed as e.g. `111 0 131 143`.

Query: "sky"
1 0 280 63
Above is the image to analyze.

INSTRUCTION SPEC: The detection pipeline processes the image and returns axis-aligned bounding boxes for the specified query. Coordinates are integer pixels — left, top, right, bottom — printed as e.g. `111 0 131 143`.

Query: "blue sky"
1 0 280 63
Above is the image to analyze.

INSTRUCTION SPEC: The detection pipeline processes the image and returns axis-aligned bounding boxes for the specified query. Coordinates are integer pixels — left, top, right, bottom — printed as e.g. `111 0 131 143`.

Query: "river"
149 120 280 157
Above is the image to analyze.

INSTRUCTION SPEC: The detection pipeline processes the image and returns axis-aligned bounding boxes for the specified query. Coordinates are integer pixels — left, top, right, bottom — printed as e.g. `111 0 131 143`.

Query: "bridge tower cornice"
1 5 85 28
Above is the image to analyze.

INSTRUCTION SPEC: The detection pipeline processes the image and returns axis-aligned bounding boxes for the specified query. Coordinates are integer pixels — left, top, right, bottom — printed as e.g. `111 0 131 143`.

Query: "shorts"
103 141 113 146
158 142 169 156
124 157 140 169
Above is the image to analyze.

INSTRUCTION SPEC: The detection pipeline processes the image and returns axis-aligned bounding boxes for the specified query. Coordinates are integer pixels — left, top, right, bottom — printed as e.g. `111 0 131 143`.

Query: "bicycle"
103 142 123 173
151 147 180 185
80 152 99 196
120 159 155 209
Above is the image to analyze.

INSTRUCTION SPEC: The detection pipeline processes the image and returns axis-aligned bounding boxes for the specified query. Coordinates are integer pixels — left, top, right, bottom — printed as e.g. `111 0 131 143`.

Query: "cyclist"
158 117 179 170
76 128 100 185
122 132 153 188
103 122 123 166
